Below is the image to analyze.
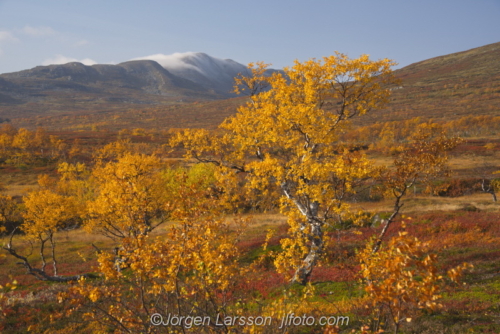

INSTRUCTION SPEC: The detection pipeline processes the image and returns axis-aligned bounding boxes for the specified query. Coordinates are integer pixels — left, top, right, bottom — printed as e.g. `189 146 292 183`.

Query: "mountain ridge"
0 53 264 118
0 58 219 101
132 52 252 95
0 43 499 129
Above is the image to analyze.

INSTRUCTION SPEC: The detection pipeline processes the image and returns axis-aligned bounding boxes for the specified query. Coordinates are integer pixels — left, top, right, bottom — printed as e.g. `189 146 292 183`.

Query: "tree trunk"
482 179 497 202
372 189 405 254
292 220 324 285
280 183 324 285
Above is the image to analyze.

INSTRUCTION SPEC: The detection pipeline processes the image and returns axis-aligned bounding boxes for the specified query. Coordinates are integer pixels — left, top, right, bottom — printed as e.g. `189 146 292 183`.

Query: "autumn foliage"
1 53 494 334
359 221 472 334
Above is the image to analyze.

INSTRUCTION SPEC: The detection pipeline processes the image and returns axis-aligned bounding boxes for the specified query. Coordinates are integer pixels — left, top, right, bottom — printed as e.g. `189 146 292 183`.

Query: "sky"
0 0 499 75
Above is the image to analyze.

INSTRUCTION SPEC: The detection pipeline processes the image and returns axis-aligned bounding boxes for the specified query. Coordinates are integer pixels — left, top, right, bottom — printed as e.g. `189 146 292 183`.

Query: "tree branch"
3 227 92 282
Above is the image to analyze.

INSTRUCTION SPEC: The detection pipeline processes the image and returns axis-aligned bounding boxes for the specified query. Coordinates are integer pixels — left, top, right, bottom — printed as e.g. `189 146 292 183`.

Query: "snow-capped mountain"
132 52 250 96
0 52 258 108
0 52 283 118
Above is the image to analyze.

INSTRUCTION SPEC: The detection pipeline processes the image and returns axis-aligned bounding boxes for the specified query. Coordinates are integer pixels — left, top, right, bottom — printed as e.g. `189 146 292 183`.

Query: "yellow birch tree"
85 152 170 240
171 53 398 284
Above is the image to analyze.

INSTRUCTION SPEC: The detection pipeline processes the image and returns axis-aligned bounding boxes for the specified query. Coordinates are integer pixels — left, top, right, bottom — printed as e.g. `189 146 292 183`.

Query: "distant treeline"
0 124 66 166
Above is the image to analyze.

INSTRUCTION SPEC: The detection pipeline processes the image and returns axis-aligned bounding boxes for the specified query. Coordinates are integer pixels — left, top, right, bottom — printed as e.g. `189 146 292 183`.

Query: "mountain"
0 53 261 119
0 59 219 105
1 43 499 130
133 52 252 96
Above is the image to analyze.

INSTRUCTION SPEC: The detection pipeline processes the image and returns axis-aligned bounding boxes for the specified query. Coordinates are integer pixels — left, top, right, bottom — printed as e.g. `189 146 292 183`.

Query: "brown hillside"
359 41 500 126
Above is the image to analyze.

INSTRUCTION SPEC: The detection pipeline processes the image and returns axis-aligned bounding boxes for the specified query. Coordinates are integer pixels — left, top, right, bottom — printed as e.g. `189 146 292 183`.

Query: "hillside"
359 41 500 125
0 60 222 120
1 42 500 131
0 53 265 121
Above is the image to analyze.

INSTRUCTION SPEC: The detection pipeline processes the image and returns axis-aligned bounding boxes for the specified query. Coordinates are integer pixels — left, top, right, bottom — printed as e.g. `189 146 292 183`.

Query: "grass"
1 206 499 332
350 193 500 217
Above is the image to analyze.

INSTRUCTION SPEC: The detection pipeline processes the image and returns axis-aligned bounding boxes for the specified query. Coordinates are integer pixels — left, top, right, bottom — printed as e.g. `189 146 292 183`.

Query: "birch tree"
171 53 398 284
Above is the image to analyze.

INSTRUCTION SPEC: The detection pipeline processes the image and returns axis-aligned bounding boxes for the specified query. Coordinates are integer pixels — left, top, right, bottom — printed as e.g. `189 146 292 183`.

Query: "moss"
446 289 498 304
310 281 364 301
239 244 282 264
413 218 432 225
443 282 500 305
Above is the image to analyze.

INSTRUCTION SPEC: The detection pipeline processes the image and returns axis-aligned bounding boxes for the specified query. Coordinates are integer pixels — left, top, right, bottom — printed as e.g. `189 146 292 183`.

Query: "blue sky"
0 0 499 74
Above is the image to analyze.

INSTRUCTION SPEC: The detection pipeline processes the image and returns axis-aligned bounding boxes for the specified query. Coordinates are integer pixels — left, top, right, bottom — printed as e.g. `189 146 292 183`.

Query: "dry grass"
0 173 39 188
356 193 499 213
448 153 500 171
0 185 37 197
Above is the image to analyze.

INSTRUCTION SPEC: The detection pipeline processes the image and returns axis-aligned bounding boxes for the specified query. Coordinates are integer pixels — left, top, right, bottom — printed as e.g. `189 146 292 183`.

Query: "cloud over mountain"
0 51 283 113
133 52 249 95
133 53 203 72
